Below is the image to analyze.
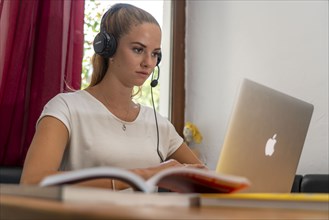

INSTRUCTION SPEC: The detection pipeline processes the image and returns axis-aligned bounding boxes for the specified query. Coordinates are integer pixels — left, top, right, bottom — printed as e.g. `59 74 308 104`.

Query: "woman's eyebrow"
131 42 161 51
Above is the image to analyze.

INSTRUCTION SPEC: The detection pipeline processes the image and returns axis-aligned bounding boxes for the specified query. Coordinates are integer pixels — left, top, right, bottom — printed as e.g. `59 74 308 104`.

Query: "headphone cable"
151 70 164 162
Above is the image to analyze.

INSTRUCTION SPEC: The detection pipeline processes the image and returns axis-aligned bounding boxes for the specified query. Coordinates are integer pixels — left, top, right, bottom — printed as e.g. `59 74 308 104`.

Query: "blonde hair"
89 4 160 88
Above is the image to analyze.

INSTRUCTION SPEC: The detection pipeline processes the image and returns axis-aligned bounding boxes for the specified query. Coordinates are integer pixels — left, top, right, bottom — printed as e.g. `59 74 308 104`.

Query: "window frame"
170 0 186 137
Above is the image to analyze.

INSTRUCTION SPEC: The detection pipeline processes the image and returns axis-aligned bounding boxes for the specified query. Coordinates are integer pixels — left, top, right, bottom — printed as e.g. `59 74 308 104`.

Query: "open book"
40 167 250 193
1 184 200 207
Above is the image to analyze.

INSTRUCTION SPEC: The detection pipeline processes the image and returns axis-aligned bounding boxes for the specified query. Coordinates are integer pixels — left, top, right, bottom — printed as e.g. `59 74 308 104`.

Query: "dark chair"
300 174 329 193
291 174 303 193
0 166 23 184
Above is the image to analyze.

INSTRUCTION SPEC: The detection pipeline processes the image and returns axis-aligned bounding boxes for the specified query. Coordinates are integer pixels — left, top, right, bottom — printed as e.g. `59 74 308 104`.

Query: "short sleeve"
37 94 72 136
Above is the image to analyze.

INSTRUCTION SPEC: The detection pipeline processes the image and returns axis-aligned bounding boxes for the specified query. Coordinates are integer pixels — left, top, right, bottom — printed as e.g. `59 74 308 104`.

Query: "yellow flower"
183 122 203 144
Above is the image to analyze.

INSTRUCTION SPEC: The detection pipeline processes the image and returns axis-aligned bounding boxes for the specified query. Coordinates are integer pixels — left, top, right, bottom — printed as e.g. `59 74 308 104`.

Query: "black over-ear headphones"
93 6 162 65
93 9 117 58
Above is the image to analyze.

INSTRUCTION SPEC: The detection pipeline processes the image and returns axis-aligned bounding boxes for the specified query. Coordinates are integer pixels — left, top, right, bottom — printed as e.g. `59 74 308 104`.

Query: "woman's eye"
152 52 160 58
133 48 143 54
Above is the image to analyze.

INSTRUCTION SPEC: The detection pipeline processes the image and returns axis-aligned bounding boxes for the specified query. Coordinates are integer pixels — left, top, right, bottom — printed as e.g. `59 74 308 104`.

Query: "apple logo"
265 134 277 156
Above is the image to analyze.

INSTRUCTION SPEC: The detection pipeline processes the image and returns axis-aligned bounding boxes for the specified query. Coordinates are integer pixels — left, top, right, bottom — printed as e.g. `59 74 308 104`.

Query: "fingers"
183 163 208 170
162 159 208 170
161 159 184 168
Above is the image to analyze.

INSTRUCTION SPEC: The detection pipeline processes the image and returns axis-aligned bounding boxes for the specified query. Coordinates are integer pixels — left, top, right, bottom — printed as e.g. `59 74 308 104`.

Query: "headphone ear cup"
93 32 117 58
156 52 162 66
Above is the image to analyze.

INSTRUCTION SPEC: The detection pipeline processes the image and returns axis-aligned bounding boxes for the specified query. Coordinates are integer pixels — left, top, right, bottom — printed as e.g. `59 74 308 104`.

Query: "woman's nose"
141 54 153 68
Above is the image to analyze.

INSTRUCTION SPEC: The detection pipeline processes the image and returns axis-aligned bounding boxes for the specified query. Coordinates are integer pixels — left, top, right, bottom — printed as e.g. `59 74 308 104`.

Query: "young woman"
20 3 205 190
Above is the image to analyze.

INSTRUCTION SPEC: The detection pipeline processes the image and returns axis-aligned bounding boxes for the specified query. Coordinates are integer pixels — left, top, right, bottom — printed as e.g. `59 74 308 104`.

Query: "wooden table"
1 195 328 220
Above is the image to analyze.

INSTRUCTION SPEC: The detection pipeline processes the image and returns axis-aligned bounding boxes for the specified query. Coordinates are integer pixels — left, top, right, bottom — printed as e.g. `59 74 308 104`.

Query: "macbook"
216 79 314 193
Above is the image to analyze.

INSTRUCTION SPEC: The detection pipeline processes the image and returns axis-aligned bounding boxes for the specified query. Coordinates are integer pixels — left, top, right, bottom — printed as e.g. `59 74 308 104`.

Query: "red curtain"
0 0 84 166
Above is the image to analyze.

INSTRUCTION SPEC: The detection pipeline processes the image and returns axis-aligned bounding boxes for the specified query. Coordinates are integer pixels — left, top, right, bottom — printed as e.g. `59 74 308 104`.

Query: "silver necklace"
101 94 131 132
119 103 139 131
118 106 130 132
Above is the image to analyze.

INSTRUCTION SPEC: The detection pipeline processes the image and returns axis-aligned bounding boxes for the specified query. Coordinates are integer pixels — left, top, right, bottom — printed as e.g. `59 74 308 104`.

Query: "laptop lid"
216 79 314 193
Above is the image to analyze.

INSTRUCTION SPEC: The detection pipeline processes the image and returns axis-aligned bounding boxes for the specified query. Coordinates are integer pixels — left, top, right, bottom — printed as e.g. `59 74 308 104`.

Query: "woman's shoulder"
46 90 92 108
139 104 155 115
139 104 169 122
50 90 88 101
53 90 85 98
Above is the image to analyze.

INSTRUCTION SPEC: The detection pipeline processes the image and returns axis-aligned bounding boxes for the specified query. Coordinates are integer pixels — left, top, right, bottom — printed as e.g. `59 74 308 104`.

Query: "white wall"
185 1 328 174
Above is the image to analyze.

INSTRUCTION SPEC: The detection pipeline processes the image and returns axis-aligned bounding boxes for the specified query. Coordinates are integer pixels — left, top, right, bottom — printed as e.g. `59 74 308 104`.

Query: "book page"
40 167 155 192
146 167 250 193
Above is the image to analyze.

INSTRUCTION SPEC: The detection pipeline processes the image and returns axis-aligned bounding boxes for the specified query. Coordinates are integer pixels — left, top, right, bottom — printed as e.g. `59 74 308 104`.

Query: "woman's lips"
136 71 149 78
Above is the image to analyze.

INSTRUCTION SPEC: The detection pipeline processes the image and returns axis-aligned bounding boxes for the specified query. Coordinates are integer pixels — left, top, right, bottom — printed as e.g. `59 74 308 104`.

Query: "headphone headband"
100 5 121 32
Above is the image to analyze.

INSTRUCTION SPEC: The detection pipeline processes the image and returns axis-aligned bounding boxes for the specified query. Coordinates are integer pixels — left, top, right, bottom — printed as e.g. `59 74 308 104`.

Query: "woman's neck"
86 80 140 122
95 79 133 106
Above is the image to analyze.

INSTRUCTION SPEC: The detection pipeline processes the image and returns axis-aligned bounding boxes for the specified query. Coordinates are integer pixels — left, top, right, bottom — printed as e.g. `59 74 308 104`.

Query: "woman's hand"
132 159 207 181
131 159 179 180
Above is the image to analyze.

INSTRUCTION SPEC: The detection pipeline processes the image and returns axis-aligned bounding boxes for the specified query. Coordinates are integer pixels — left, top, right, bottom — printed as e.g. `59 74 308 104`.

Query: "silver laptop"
216 79 314 193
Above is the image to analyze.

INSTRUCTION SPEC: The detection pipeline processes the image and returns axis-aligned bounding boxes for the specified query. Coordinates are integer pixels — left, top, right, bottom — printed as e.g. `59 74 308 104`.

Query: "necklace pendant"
122 124 126 131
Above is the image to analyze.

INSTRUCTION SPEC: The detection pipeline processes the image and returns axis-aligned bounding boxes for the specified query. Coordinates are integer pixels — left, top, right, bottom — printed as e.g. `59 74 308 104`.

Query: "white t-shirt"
38 90 183 171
